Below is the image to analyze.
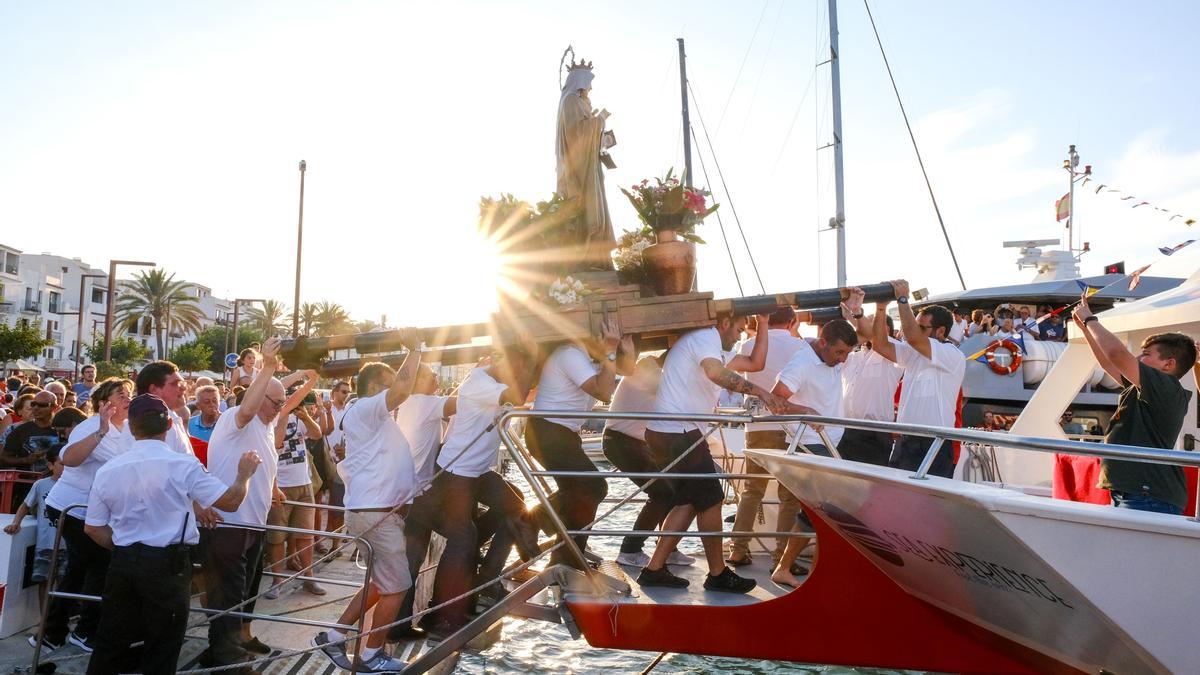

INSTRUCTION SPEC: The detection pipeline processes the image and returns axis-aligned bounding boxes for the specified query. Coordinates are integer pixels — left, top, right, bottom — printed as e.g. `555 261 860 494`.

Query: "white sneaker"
616 551 651 567
667 550 697 566
311 631 351 670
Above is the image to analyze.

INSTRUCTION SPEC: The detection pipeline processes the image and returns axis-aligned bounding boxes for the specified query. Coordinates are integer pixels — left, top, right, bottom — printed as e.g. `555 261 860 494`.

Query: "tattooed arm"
701 358 793 414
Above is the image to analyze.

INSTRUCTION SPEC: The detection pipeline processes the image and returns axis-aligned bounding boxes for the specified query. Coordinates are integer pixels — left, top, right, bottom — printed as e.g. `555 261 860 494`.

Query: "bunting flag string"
1083 178 1196 226
966 333 1026 363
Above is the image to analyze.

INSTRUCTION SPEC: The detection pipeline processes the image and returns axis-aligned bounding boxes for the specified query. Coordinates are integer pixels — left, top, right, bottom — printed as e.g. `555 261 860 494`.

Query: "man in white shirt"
728 307 809 568
947 309 968 345
873 280 966 477
768 319 859 587
1016 306 1040 339
320 379 353 545
525 317 632 563
313 336 423 674
83 394 260 675
407 343 537 637
134 361 198 459
638 314 797 593
200 338 288 670
838 312 903 466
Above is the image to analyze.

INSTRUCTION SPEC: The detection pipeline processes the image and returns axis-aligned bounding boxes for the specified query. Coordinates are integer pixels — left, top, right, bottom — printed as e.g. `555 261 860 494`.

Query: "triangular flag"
1076 279 1103 296
1008 333 1026 354
1133 201 1150 208
966 345 990 362
1159 240 1196 256
1055 193 1071 222
1187 219 1196 226
1128 264 1153 291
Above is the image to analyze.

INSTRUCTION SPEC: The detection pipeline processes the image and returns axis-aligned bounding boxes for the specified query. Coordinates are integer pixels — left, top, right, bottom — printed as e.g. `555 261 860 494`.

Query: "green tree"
313 301 354 337
298 302 319 336
0 321 52 372
169 341 214 373
193 325 264 372
355 319 380 333
84 337 151 368
115 269 206 359
84 336 151 379
246 300 291 337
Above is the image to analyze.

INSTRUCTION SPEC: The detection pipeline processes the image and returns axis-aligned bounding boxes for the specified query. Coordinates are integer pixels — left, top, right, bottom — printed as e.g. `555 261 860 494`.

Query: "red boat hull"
565 506 1084 674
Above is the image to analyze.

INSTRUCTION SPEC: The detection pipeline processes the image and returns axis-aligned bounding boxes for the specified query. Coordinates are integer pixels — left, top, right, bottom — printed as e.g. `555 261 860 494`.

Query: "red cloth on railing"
189 436 209 467
1053 454 1198 516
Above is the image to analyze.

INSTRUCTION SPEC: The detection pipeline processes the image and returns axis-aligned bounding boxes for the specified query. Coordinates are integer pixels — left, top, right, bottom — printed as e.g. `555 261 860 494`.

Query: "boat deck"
586 551 808 608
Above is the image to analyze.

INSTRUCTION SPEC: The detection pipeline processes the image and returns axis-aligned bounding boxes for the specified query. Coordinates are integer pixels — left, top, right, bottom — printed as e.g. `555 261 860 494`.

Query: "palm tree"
355 319 380 333
313 301 354 337
247 299 291 337
298 302 319 336
115 269 206 358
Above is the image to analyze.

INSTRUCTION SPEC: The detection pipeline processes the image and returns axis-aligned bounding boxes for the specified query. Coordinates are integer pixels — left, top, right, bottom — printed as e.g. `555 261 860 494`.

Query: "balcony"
22 301 40 313
49 331 63 342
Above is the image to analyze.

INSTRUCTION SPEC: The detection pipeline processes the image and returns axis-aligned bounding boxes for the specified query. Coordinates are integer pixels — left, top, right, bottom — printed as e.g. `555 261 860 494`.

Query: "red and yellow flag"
1055 193 1071 222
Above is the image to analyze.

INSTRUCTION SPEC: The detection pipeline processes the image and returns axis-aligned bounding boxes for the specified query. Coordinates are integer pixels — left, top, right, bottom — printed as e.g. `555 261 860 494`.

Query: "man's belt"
348 504 410 517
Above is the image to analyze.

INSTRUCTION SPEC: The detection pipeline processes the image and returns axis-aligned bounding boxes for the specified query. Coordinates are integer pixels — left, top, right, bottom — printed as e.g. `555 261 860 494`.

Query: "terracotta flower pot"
642 234 696 296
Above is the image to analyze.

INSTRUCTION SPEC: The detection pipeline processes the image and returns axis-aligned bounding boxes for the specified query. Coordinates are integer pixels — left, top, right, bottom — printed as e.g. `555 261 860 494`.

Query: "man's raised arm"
891 279 930 359
236 337 283 428
386 329 424 411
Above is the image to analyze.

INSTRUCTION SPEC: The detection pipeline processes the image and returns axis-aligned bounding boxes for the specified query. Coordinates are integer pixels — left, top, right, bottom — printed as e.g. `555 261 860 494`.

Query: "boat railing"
497 409 1200 572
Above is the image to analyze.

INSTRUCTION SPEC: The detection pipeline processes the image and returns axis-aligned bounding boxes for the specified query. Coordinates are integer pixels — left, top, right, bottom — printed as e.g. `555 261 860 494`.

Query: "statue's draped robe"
556 86 615 270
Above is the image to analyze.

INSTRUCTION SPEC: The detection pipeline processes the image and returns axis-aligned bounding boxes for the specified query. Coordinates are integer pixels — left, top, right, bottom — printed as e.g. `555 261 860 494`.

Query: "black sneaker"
637 566 689 588
507 514 541 562
703 567 757 594
27 635 64 651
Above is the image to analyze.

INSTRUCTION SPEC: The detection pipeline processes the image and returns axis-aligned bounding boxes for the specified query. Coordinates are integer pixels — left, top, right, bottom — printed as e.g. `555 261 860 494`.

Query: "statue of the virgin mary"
556 55 616 270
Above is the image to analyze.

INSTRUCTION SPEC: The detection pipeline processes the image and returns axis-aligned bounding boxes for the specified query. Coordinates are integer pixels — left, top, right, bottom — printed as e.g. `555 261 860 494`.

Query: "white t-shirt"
533 345 601 432
648 327 725 434
948 319 967 343
167 410 195 457
275 413 312 488
740 329 808 432
26 476 59 552
1018 316 1039 336
207 405 278 528
46 416 134 519
438 368 509 478
895 340 965 427
337 392 416 510
325 402 350 481
994 329 1017 340
86 439 229 546
605 360 661 441
395 394 449 489
776 346 845 447
841 343 903 422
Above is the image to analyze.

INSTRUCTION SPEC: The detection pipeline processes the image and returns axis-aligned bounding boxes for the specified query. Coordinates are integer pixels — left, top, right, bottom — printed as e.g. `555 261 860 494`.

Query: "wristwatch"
897 296 909 304
606 352 617 362
1084 316 1098 325
851 312 864 319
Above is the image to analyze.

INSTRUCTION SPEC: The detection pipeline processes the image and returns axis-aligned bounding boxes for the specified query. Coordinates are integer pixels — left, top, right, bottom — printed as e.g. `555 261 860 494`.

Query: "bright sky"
3 1 1199 329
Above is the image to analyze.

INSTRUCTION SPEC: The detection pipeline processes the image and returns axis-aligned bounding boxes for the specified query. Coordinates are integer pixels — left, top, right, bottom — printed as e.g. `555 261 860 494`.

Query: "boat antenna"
862 0 967 290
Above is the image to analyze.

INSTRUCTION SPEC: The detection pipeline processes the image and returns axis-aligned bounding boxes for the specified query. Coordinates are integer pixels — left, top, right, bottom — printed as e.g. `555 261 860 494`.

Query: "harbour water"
456 459 907 674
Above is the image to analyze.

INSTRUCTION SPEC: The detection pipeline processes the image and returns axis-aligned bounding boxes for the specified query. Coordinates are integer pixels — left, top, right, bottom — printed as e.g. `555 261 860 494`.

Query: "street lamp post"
292 160 306 338
75 274 105 380
230 298 265 380
103 260 155 362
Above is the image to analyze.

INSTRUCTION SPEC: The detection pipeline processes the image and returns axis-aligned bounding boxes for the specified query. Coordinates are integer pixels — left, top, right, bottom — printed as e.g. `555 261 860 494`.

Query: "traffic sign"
225 353 239 369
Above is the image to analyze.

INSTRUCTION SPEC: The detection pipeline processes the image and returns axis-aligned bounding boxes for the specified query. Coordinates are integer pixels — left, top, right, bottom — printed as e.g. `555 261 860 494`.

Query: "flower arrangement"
546 276 594 306
619 169 718 243
477 192 584 266
611 228 654 285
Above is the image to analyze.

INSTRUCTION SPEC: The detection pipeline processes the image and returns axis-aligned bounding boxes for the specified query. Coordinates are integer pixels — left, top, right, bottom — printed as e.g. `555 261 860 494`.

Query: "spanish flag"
1056 193 1071 222
1075 279 1103 296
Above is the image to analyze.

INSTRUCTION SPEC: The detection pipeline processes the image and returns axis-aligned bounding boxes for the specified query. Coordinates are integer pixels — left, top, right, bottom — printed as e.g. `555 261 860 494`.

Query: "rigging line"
691 124 745 296
716 0 770 135
688 80 767 293
770 64 818 175
863 0 967 290
740 0 787 138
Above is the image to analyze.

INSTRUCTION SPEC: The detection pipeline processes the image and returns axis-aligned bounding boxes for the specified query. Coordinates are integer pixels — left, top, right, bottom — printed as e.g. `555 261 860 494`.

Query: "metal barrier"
31 503 377 673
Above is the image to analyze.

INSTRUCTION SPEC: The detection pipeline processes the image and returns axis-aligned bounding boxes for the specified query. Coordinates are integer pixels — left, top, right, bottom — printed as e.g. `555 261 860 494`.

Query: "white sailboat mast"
828 0 847 287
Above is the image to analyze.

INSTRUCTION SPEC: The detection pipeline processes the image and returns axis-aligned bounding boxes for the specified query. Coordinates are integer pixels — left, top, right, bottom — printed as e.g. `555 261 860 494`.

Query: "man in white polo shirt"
728 307 808 568
838 311 902 465
526 317 632 563
200 338 287 671
638 314 796 593
872 280 965 478
768 319 859 587
83 394 261 675
313 337 423 674
411 342 538 636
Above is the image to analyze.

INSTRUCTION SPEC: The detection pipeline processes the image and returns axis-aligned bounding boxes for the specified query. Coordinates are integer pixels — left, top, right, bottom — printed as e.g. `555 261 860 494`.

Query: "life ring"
985 339 1023 375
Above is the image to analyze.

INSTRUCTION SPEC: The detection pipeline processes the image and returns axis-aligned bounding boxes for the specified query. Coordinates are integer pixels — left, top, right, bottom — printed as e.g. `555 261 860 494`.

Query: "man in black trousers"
83 394 260 675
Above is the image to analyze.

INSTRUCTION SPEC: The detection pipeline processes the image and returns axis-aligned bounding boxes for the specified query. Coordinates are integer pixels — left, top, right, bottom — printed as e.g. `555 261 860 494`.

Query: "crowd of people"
948 303 1069 345
0 279 1193 674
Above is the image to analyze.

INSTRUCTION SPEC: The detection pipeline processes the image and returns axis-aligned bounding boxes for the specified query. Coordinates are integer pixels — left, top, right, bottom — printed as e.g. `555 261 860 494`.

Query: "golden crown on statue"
568 57 593 71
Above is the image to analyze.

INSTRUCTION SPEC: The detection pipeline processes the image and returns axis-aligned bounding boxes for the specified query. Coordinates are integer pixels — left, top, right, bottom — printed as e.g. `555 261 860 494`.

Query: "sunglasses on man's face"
30 401 52 408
